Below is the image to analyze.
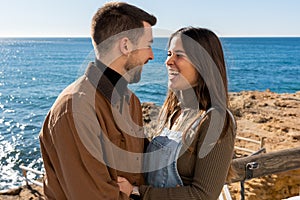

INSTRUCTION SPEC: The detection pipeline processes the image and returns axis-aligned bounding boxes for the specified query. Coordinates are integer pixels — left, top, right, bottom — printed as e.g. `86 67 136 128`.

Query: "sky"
0 0 300 37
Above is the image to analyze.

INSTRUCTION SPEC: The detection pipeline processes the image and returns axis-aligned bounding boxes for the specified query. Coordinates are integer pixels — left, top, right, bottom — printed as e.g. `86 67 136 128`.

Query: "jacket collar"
85 59 130 105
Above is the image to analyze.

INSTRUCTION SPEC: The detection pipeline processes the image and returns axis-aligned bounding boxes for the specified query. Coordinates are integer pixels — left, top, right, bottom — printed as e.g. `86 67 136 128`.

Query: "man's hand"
117 176 134 197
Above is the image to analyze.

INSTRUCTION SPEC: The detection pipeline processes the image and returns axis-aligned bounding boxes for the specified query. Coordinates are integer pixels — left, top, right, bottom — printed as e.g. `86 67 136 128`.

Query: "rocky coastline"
1 90 299 200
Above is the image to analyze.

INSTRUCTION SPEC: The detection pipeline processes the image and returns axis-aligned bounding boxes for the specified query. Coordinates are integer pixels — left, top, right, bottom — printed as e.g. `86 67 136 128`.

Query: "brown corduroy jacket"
39 61 145 200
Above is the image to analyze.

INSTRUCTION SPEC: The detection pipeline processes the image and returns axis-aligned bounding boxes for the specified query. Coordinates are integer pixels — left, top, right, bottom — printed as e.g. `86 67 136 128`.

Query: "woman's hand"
117 176 133 197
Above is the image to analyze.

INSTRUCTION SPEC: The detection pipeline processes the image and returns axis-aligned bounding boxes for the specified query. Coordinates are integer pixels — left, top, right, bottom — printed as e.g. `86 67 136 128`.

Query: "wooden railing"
229 146 300 183
18 147 300 196
19 165 44 187
234 136 266 155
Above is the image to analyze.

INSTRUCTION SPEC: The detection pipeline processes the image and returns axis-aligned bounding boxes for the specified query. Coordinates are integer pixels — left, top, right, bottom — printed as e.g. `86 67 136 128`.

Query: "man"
39 2 156 199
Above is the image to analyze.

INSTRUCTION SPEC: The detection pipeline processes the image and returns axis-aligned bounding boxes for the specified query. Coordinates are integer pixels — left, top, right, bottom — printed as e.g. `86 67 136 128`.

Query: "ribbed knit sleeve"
139 116 236 200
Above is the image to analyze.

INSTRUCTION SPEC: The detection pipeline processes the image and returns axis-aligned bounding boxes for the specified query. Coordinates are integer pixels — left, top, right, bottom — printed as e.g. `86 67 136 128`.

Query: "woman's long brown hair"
158 27 235 138
157 27 237 180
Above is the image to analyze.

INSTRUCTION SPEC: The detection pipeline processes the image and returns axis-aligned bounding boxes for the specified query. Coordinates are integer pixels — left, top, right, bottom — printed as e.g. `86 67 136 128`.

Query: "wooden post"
21 167 28 186
260 136 266 149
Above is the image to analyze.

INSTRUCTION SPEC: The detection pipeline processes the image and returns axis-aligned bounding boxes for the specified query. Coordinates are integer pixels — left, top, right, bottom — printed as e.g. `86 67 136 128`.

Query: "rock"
0 184 44 200
0 187 22 195
288 131 300 140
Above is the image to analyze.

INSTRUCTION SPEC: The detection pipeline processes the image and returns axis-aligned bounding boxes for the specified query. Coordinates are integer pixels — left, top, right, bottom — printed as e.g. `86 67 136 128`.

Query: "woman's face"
165 36 199 90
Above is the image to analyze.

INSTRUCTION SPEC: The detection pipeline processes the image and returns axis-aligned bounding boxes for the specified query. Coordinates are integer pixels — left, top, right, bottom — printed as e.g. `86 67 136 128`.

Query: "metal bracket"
245 162 259 180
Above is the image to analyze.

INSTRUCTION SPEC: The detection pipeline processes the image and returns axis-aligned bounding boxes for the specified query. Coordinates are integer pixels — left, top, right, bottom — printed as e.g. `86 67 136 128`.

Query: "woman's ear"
119 37 133 56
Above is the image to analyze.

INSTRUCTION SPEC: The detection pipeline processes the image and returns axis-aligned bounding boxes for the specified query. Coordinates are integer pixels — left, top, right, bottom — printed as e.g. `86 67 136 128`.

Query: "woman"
118 27 236 199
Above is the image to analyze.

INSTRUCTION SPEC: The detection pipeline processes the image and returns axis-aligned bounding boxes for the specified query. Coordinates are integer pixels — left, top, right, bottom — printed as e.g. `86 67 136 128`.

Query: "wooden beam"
234 146 257 154
229 146 300 183
236 136 262 145
19 165 44 187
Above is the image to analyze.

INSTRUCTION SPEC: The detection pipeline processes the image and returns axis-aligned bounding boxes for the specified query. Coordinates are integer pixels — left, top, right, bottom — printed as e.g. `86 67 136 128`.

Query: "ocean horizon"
0 37 299 190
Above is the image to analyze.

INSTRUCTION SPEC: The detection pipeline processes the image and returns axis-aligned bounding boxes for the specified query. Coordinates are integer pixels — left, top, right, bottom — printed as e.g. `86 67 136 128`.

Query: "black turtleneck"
85 59 129 104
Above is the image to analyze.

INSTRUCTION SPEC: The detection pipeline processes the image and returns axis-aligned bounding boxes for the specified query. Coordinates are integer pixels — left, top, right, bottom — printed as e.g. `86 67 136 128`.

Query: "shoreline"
1 89 299 199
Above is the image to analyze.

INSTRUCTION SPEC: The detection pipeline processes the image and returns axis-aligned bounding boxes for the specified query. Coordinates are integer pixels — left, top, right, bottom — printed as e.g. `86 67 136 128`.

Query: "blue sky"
0 0 300 37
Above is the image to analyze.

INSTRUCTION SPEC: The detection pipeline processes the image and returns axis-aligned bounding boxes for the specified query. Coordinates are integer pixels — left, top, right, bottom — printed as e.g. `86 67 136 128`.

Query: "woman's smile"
168 69 180 80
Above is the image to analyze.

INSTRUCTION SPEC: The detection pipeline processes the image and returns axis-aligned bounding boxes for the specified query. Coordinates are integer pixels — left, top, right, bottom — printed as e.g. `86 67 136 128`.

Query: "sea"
0 37 299 190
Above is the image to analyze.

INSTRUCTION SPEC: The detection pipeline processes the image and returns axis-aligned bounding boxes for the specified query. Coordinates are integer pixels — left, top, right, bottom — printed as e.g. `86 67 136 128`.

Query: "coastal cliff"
1 90 299 200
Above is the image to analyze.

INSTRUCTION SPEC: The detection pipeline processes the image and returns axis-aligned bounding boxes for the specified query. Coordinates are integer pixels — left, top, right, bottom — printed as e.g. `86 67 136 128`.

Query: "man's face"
124 22 154 83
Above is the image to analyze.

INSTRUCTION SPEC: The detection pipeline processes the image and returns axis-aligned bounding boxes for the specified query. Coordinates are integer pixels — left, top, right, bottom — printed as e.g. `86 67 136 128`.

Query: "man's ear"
119 37 133 55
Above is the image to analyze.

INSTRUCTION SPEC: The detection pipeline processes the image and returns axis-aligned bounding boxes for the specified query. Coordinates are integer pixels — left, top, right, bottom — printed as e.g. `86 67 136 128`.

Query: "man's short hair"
91 2 156 54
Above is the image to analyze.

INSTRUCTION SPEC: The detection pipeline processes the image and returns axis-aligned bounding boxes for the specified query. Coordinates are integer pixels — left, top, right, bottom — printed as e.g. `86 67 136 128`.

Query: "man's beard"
125 65 142 84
